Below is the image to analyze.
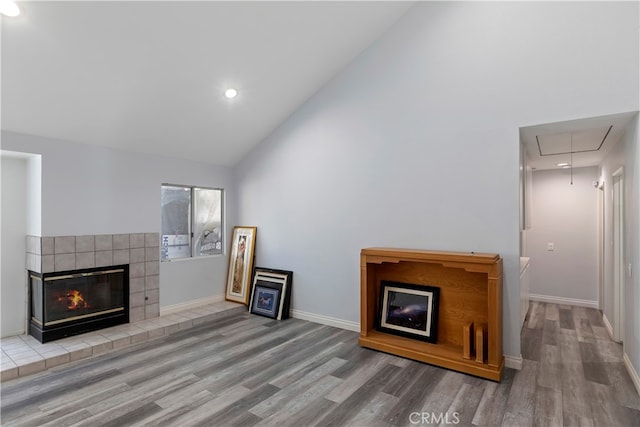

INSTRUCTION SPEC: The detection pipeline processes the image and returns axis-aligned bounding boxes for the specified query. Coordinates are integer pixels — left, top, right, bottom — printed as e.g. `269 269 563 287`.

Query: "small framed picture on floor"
249 268 292 320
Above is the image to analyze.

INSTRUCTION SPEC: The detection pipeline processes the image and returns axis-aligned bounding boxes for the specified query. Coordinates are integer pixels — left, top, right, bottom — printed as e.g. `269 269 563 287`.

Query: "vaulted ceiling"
1 1 414 166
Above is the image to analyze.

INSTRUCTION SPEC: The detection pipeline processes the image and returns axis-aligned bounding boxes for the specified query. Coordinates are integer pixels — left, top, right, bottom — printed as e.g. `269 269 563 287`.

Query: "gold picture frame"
225 226 257 304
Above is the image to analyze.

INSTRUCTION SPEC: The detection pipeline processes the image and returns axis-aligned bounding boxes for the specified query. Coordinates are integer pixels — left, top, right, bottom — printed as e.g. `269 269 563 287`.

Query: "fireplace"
29 265 129 343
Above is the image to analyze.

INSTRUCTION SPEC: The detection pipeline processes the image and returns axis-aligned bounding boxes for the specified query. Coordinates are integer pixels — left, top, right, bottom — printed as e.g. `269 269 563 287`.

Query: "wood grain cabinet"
359 247 504 381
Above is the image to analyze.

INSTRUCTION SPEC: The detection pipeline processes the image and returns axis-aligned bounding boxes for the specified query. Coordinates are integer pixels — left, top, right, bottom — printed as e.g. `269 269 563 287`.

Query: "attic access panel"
536 125 612 156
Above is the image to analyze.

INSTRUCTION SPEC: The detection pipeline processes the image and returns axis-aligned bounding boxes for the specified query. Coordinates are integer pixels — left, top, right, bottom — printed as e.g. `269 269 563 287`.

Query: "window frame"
161 183 224 261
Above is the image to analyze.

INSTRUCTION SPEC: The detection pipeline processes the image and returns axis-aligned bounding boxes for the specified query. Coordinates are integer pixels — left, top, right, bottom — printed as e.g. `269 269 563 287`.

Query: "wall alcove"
359 248 503 381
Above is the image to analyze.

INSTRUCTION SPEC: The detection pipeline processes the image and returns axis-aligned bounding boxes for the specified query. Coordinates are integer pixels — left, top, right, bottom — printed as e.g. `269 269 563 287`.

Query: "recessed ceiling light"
556 162 570 167
224 88 238 99
0 1 20 17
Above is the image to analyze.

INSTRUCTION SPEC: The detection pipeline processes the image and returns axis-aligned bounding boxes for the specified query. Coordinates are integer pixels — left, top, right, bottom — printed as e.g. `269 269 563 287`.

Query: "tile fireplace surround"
26 233 160 323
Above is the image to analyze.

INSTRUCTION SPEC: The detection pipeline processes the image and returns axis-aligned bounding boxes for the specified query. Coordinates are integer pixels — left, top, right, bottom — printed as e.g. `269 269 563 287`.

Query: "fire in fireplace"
29 265 129 343
58 289 90 310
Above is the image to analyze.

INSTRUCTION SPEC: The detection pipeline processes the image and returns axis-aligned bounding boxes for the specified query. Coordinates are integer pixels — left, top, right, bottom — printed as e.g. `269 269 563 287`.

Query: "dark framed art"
377 280 439 343
225 226 257 305
250 282 281 319
249 267 292 320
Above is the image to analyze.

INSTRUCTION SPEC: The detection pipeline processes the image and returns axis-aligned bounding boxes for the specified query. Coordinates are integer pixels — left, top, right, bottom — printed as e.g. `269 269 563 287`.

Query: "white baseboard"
623 352 640 397
290 309 360 332
160 294 226 316
602 313 615 339
528 293 598 309
504 355 523 370
1 329 26 339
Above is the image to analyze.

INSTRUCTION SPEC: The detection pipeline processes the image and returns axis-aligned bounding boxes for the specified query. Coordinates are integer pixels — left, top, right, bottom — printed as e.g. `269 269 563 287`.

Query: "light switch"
547 243 555 251
629 264 633 278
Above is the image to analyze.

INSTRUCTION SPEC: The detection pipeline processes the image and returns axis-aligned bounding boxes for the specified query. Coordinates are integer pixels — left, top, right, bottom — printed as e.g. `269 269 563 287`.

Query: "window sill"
161 254 225 263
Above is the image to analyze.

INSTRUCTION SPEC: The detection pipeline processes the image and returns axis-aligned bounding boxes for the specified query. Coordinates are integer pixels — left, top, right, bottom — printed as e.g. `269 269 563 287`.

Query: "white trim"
528 293 598 309
161 254 224 263
612 171 625 343
602 313 615 340
1 329 26 339
290 309 360 332
504 355 523 370
159 294 225 316
623 352 640 397
0 149 38 159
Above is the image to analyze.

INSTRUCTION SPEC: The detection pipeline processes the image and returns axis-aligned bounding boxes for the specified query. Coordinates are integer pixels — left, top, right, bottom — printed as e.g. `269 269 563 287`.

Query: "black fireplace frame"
28 265 130 343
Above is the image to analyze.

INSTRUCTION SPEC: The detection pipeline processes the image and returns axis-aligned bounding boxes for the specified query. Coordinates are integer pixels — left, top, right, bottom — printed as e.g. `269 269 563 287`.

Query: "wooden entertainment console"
359 248 503 381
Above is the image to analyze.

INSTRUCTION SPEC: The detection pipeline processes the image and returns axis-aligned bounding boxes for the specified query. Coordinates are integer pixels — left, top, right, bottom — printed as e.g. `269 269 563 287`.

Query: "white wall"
234 1 639 360
26 155 42 236
620 115 640 387
520 144 533 258
1 131 237 311
600 128 627 319
526 167 599 305
601 114 640 390
1 155 28 336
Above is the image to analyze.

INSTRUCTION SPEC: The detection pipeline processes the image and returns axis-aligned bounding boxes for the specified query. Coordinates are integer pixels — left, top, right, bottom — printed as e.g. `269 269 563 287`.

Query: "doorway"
612 167 624 342
597 179 605 311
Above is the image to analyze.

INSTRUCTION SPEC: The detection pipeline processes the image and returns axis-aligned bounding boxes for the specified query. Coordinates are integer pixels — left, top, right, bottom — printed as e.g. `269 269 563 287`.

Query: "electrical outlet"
547 243 555 251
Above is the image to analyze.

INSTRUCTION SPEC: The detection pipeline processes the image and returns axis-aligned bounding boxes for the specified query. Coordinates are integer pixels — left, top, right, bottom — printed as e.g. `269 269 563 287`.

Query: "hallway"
521 301 640 426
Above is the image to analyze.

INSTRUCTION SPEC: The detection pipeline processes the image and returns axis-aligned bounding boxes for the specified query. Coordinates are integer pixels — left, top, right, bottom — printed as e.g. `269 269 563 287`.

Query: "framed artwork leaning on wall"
249 267 292 320
225 226 257 305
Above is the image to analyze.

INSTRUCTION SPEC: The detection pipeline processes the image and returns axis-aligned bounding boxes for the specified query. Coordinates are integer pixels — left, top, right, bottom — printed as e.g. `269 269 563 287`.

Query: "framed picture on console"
225 226 257 305
377 281 439 343
249 267 292 320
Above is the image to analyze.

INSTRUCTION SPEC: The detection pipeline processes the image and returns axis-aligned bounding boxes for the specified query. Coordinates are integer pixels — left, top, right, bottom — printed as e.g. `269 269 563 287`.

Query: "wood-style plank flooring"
1 302 639 426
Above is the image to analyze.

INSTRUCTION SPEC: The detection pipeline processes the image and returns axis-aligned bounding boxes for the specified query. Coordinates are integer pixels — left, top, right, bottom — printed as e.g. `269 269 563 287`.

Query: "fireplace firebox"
29 265 129 343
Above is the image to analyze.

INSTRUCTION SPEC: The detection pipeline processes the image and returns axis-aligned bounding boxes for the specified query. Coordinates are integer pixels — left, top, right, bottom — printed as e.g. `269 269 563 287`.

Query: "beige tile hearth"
0 300 245 382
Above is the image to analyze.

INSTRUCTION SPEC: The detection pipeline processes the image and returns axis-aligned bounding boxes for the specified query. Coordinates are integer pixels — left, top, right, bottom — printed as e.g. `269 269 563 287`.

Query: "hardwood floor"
1 302 639 426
